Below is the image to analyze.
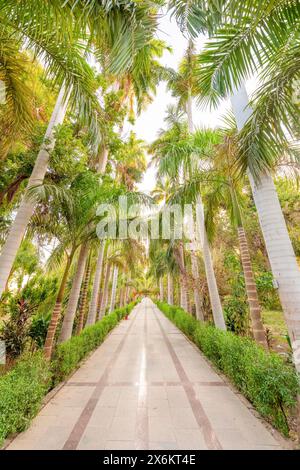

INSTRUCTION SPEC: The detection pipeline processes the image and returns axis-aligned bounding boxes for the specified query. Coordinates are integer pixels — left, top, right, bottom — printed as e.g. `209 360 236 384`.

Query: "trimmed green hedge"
0 301 137 446
157 301 299 436
0 352 51 446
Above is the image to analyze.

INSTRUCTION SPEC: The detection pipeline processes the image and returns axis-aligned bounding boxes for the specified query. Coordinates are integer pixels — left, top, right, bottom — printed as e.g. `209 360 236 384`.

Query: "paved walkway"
7 298 282 450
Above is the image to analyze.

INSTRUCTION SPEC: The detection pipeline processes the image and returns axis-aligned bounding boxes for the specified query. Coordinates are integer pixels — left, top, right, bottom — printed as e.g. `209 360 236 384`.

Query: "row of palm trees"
0 0 164 359
151 0 300 370
0 1 299 372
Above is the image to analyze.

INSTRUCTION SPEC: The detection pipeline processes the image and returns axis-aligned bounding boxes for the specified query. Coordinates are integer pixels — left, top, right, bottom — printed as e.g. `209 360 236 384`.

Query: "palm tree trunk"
96 145 109 174
58 242 89 343
109 265 119 313
159 277 164 301
99 262 112 318
96 290 103 321
178 242 188 311
190 251 205 321
237 226 268 348
86 242 105 325
231 84 300 369
124 284 130 305
195 196 226 330
186 93 225 329
119 286 125 308
167 273 174 305
76 259 91 334
44 253 73 360
0 85 70 298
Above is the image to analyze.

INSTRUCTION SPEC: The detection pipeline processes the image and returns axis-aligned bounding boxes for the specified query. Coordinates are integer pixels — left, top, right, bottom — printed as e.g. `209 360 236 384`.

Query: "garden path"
7 298 282 450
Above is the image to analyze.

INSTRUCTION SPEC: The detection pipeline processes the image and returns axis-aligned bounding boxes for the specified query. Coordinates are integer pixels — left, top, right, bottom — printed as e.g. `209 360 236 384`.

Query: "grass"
262 309 289 353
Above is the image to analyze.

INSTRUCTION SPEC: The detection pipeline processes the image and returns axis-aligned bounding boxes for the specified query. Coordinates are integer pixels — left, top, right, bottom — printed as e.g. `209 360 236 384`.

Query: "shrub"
157 301 299 436
0 352 51 445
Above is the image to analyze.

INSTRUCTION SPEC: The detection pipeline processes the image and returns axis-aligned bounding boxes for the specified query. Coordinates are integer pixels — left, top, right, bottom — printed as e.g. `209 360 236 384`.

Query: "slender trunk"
85 145 108 323
44 253 73 360
96 145 109 174
119 286 125 308
167 273 174 305
159 277 164 301
58 243 89 343
179 242 188 311
231 84 300 369
190 251 205 321
99 262 111 318
186 92 225 329
196 196 226 330
124 285 130 305
237 227 268 348
77 259 91 334
86 242 105 325
109 265 119 313
95 262 105 322
96 290 103 322
0 86 70 297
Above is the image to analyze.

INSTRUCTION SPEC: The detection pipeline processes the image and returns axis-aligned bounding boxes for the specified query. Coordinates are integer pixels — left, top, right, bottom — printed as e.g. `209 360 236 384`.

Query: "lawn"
262 309 289 354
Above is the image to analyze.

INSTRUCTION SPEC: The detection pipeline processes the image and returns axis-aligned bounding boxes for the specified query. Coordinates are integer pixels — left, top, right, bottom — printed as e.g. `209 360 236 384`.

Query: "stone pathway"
7 298 282 450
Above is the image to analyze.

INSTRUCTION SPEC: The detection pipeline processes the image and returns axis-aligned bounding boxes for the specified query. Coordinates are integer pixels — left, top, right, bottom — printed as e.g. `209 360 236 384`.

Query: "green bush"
0 301 137 446
157 301 299 435
0 352 51 445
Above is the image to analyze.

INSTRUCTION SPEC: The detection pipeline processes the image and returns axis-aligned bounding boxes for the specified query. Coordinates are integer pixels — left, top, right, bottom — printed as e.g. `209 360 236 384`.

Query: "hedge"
0 301 137 446
156 301 299 436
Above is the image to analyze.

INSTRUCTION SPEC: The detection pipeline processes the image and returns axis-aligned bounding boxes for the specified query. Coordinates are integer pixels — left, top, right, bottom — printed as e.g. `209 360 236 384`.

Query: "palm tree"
86 33 168 326
193 1 300 368
29 171 105 359
159 276 164 302
58 242 89 342
109 265 119 313
86 241 106 326
76 254 92 334
0 0 160 299
200 124 268 347
167 272 174 305
99 257 112 318
150 107 226 329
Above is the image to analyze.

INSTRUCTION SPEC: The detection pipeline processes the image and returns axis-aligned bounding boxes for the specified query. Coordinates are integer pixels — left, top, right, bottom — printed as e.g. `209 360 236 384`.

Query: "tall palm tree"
76 253 92 334
0 0 160 299
150 107 226 329
200 124 268 347
58 242 89 342
29 172 105 359
171 41 225 327
109 265 119 313
193 0 300 368
86 34 168 325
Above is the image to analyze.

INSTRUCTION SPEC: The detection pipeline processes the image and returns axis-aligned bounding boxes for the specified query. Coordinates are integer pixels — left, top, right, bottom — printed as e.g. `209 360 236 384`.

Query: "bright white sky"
131 12 256 194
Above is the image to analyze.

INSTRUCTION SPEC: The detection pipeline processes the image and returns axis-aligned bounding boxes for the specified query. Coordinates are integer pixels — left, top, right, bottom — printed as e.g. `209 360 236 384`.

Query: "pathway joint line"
135 307 149 450
62 308 138 450
153 305 223 451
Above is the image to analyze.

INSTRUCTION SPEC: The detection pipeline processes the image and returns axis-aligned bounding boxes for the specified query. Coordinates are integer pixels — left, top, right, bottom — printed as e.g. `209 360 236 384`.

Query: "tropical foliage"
0 0 300 443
